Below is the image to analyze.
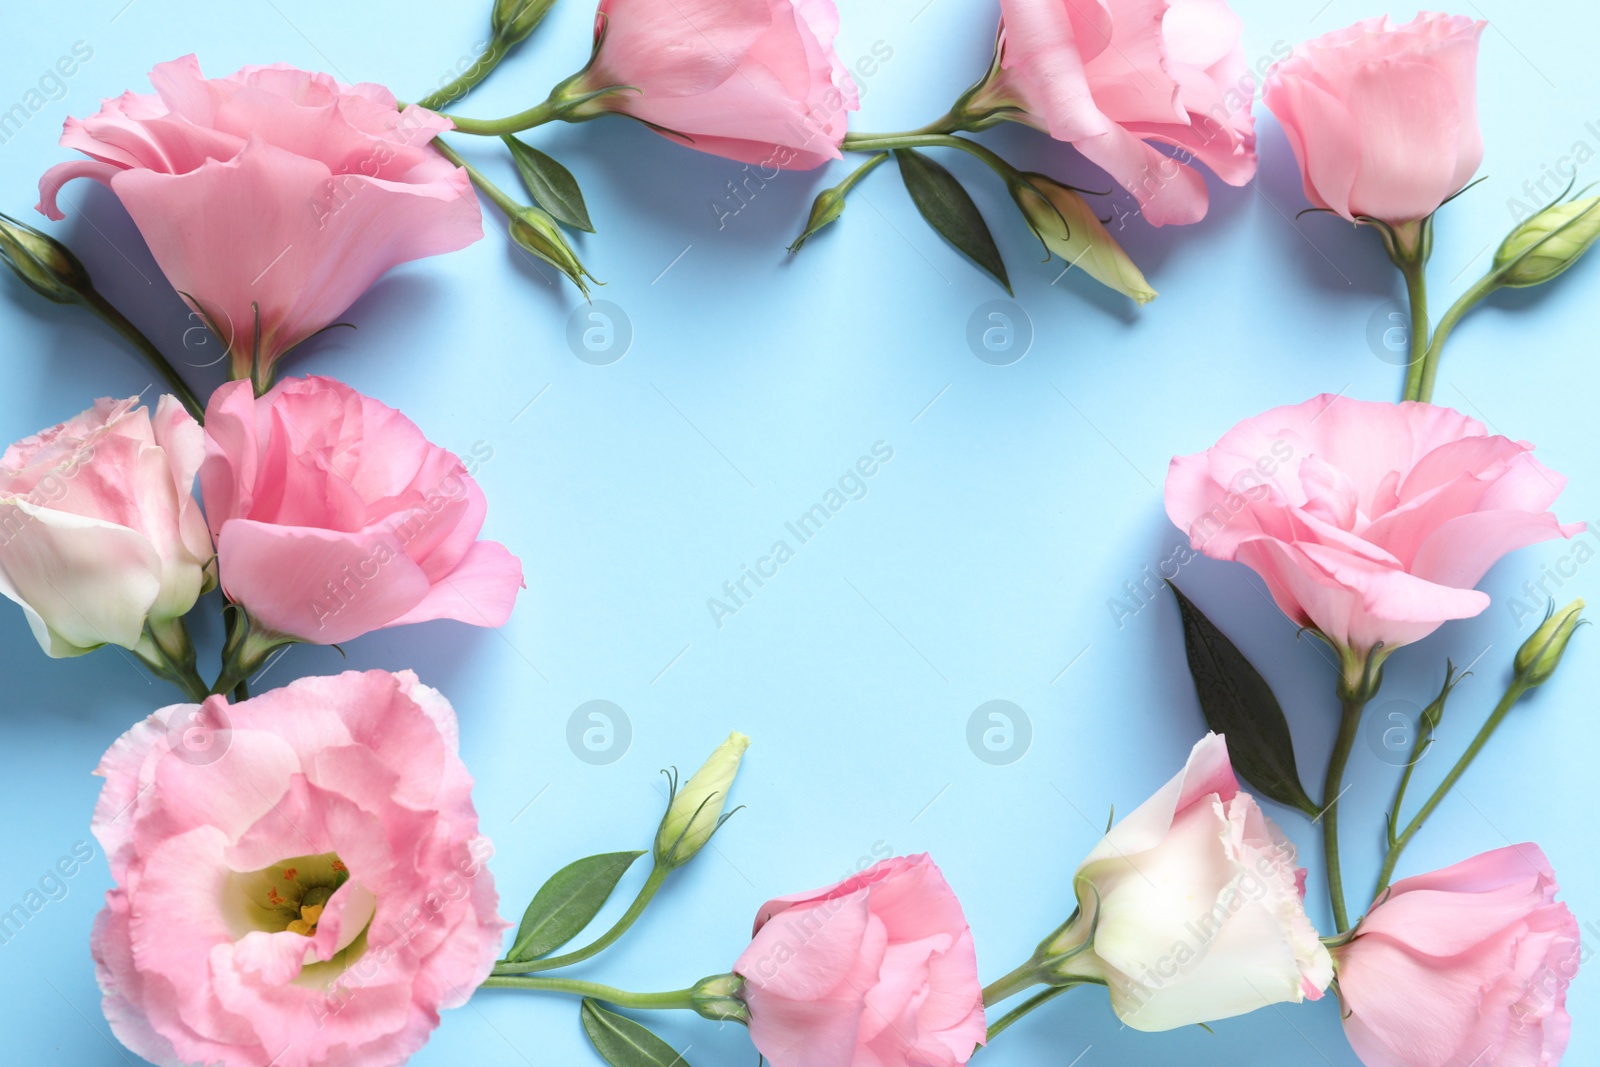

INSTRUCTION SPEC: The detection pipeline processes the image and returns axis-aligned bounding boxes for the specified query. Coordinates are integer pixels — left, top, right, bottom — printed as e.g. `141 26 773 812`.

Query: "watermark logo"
567 700 632 765
966 300 1033 366
1366 299 1417 367
567 300 633 365
162 701 233 766
966 700 1032 765
1364 699 1432 768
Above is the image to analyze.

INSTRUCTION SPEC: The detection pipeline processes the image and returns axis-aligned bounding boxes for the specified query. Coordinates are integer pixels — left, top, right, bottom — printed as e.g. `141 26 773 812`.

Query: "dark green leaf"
505 136 595 232
505 851 644 962
580 999 692 1067
1169 583 1317 815
894 148 1010 294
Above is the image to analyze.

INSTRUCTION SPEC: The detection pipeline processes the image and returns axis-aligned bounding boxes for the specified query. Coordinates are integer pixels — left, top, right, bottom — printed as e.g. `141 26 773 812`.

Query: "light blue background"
1 1 1595 1064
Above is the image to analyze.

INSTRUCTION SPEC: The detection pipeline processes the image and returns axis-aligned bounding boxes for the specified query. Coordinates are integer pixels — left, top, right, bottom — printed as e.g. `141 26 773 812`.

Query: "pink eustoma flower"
565 0 858 169
1335 845 1580 1067
966 0 1259 225
37 55 482 386
1165 395 1581 660
0 394 211 657
1264 13 1486 225
200 376 523 646
91 670 505 1067
733 854 987 1067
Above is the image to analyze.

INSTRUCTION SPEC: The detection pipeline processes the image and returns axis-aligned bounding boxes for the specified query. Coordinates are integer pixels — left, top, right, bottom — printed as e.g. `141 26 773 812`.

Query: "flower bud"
1008 173 1156 305
1494 195 1600 288
507 206 597 296
689 973 749 1023
654 731 749 870
492 0 557 45
0 210 94 305
788 186 846 253
1513 599 1585 688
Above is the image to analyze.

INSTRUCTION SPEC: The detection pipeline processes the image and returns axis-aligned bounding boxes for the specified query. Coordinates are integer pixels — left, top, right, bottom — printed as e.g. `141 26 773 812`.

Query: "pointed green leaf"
505 850 644 963
1169 583 1317 816
505 136 595 232
580 999 693 1067
894 148 1010 294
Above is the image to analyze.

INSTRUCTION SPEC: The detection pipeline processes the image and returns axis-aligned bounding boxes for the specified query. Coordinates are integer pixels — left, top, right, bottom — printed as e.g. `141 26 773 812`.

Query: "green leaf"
505 136 595 232
1169 583 1318 816
505 851 644 963
580 999 692 1067
894 148 1011 294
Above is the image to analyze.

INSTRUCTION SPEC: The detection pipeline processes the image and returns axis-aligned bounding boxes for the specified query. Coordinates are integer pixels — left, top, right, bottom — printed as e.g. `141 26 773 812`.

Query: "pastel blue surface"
2 1 1596 1064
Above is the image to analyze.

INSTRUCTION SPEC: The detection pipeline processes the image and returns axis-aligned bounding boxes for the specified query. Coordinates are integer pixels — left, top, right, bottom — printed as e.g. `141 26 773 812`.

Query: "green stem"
835 151 890 196
1375 678 1531 896
1412 272 1500 404
81 290 206 422
1321 693 1369 934
431 138 523 218
417 37 513 112
133 620 210 702
981 960 1043 1008
480 975 698 1011
1399 254 1430 402
840 132 1017 182
493 864 670 975
984 984 1078 1043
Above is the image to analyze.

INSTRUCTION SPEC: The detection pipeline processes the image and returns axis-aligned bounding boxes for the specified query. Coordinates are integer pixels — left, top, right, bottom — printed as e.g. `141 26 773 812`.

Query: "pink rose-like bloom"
1166 395 1581 659
1051 733 1332 1031
568 0 859 169
200 377 523 646
38 55 482 384
0 395 211 657
967 0 1258 225
733 854 987 1067
1335 845 1580 1067
1264 13 1486 224
92 670 505 1067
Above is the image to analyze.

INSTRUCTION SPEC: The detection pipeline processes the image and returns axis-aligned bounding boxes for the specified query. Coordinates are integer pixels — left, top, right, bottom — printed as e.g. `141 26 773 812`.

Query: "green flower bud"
507 206 598 296
1008 174 1156 305
1494 195 1600 288
1514 599 1586 688
0 211 94 305
492 0 557 45
654 731 749 870
689 973 749 1023
789 186 847 253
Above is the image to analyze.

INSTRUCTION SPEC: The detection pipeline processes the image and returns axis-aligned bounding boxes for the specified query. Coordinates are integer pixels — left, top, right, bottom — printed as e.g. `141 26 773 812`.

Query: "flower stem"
492 864 671 975
1398 254 1430 402
1411 272 1500 403
984 983 1081 1044
981 960 1043 1007
417 37 513 112
434 97 566 137
480 974 699 1011
1374 677 1531 897
430 138 523 217
80 290 206 423
1321 692 1369 934
132 620 210 702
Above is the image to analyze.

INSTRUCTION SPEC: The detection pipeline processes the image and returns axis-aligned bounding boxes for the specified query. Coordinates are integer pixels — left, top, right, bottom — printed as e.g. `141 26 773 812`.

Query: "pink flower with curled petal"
564 0 858 169
1335 845 1580 1067
1265 13 1486 225
1166 395 1582 661
37 55 482 387
200 376 523 646
733 854 987 1067
965 0 1259 226
0 394 212 658
1046 733 1333 1030
91 670 506 1067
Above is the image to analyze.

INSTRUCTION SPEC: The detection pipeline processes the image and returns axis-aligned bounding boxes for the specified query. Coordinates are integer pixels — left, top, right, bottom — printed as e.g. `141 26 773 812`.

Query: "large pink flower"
1166 395 1581 659
200 377 523 646
1335 845 1580 1067
966 0 1258 225
37 55 482 386
567 0 858 169
733 854 987 1067
91 670 505 1067
1265 14 1485 225
0 395 211 657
